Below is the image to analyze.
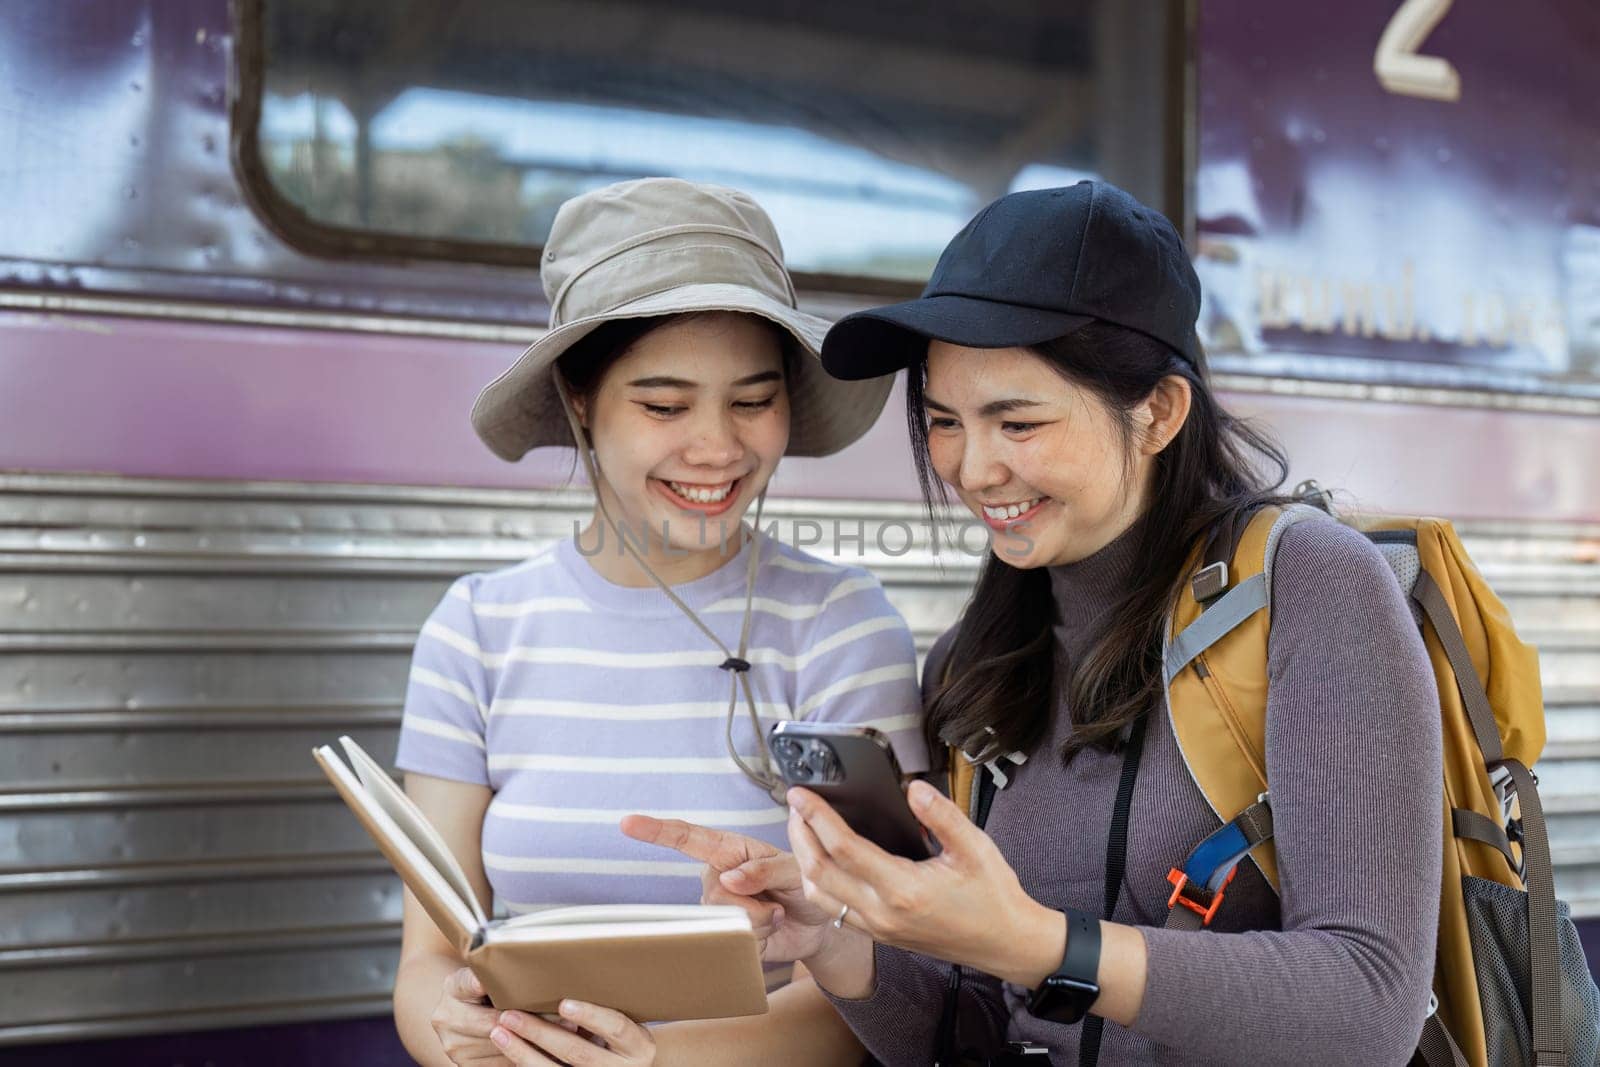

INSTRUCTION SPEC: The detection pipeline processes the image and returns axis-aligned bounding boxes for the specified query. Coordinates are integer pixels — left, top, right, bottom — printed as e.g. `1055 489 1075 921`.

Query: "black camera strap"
933 763 999 1066
933 714 1149 1067
1079 712 1148 1066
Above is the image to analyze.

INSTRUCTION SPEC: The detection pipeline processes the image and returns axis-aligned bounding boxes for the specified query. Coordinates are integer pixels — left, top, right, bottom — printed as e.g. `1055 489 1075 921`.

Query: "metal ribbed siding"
1 473 1596 1042
0 473 973 1043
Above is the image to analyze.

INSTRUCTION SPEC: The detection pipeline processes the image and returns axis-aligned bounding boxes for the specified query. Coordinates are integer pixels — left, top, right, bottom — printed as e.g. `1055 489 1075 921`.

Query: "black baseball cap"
820 181 1202 380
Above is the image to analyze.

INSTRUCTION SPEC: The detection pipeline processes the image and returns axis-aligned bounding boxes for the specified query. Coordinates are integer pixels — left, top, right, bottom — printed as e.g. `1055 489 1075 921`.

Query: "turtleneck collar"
1047 521 1143 668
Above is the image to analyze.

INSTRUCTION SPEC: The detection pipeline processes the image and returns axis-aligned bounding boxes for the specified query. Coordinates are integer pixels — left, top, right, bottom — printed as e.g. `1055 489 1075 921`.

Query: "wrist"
999 900 1069 988
1023 907 1103 1026
802 927 875 1000
801 921 854 970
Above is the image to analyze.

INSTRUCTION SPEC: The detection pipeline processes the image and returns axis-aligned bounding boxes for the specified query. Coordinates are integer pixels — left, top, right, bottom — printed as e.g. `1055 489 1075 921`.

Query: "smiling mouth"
666 479 737 504
653 476 744 516
979 497 1045 529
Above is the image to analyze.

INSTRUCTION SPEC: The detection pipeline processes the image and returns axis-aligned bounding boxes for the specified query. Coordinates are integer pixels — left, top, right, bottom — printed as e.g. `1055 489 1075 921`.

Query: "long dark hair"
913 322 1291 762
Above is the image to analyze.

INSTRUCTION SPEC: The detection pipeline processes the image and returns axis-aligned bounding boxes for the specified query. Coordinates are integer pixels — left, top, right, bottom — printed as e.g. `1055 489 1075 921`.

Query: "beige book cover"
312 736 769 1021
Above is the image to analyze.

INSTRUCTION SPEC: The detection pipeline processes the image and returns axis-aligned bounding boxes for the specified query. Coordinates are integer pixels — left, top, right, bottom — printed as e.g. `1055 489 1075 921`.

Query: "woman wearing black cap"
634 181 1443 1065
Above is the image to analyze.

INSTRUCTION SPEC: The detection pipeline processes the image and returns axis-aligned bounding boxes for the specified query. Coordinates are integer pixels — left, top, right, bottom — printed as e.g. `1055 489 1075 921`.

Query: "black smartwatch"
1025 907 1101 1024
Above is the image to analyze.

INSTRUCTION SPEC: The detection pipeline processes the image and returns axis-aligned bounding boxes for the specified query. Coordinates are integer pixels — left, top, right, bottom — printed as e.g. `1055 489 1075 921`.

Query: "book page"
501 904 747 929
313 744 481 943
339 735 488 929
488 906 752 945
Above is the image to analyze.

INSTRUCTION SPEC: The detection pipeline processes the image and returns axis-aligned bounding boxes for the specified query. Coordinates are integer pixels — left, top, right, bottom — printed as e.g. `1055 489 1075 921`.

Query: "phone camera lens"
772 737 802 761
804 744 838 781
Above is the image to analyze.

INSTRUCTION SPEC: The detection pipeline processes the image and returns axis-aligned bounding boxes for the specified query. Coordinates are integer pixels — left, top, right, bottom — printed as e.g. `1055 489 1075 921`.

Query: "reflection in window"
258 0 1171 284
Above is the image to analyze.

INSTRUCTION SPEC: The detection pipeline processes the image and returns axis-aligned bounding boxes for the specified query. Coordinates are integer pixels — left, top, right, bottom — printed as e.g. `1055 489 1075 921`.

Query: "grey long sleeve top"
827 518 1443 1066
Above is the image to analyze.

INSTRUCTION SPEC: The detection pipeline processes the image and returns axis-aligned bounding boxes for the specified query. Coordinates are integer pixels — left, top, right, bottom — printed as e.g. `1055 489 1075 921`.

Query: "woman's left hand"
490 1001 655 1066
787 779 1060 986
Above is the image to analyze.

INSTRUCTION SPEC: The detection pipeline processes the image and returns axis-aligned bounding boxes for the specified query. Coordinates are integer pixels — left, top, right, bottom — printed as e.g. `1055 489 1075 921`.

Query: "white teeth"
983 498 1041 521
669 481 733 504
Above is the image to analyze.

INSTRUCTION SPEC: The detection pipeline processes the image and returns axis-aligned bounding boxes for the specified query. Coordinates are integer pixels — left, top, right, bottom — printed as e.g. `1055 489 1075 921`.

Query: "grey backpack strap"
1165 504 1331 685
1500 758 1568 1067
1412 569 1504 764
1163 573 1268 684
1450 808 1517 871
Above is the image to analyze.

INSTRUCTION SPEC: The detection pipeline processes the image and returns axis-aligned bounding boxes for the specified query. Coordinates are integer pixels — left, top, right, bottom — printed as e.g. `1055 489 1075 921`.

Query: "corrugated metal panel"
0 473 976 1042
0 472 1595 1043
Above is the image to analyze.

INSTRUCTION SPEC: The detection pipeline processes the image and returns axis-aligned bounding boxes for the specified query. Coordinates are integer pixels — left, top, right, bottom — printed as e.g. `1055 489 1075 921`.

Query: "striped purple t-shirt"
394 529 928 915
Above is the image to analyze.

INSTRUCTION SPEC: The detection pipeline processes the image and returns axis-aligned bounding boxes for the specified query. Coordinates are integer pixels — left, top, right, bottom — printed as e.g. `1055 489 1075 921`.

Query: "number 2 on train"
1374 0 1461 102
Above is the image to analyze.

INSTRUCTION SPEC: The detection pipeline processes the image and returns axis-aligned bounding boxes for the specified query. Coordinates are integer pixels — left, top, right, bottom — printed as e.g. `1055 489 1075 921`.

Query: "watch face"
1026 974 1100 1025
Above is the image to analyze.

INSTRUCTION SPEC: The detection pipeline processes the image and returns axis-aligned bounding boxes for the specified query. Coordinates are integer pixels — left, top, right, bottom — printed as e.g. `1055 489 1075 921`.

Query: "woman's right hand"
430 967 511 1064
621 815 838 964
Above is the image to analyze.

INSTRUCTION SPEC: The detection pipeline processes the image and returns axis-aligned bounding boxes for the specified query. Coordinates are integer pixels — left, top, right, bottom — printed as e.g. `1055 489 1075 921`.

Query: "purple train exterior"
1 1 1596 1061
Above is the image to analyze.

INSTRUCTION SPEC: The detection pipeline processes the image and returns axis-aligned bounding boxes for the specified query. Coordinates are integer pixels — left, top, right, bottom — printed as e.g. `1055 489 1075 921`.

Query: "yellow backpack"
944 499 1599 1067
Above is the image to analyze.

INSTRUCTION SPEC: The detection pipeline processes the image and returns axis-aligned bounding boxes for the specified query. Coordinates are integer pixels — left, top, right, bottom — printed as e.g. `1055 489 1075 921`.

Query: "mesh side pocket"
1375 542 1423 625
1461 875 1600 1066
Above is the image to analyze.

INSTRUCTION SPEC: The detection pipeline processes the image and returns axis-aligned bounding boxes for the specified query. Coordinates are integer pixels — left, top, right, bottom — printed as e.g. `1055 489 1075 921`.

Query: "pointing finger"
620 815 773 871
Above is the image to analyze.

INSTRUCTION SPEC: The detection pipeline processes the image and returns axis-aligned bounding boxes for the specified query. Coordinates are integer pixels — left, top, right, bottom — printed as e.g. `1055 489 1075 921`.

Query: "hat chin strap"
553 375 786 803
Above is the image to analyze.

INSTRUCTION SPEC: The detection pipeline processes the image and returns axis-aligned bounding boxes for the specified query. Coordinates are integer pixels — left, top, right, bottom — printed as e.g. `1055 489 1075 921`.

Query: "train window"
237 0 1181 290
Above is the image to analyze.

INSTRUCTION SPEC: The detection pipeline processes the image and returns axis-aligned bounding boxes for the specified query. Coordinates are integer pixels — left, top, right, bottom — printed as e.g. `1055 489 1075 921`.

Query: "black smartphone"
769 721 933 860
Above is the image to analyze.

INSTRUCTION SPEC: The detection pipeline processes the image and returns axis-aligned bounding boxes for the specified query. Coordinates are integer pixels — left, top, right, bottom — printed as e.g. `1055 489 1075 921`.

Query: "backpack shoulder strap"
1165 504 1329 893
924 625 987 823
924 624 1007 828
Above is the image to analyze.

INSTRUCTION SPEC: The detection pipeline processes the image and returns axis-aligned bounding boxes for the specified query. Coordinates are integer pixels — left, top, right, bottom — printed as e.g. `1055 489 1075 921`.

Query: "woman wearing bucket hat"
389 178 925 1066
634 181 1444 1065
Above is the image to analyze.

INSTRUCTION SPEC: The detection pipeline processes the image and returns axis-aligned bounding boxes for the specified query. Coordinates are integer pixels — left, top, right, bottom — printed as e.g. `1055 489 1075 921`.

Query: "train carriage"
1 0 1597 1060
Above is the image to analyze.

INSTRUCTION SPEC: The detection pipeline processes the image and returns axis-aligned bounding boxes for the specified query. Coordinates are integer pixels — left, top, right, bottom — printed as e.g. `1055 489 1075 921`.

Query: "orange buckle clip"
1165 866 1237 926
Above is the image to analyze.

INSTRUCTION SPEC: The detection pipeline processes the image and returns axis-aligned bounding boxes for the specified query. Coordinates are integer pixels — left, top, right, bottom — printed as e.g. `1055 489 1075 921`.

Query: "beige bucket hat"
471 178 893 460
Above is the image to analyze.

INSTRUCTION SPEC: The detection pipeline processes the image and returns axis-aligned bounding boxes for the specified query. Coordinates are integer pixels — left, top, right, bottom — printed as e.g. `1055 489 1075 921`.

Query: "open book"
312 736 768 1021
